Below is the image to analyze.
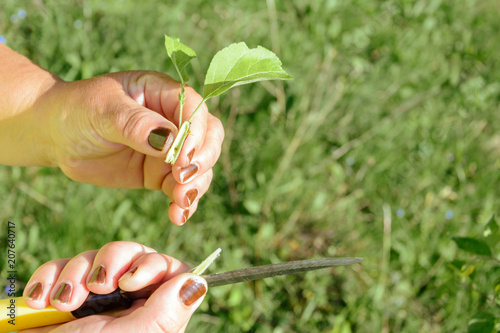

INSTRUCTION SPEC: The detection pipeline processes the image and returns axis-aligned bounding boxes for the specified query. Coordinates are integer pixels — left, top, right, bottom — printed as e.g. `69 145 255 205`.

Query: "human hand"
22 241 208 333
0 45 224 225
44 71 224 225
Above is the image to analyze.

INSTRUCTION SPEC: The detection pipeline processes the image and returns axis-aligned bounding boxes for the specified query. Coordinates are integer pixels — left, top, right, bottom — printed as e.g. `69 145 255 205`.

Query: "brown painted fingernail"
179 277 207 306
26 282 43 301
53 282 72 304
182 209 190 225
119 266 138 281
187 148 195 164
148 128 174 151
179 164 199 183
127 266 138 275
88 265 106 285
185 188 199 207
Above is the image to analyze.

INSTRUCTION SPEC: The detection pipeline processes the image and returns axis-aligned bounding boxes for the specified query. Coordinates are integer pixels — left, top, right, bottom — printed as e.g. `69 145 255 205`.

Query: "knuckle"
154 311 184 332
100 241 135 252
39 258 65 269
120 109 149 141
205 169 214 184
211 115 225 141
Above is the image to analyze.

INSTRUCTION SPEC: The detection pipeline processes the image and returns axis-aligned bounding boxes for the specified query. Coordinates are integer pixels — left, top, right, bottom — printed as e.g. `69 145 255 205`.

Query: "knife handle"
0 286 157 332
71 288 133 318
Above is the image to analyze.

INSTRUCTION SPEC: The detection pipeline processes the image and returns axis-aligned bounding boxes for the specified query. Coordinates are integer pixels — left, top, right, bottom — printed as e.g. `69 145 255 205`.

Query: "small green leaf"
449 259 466 271
243 199 261 215
452 237 492 256
467 312 495 333
483 214 499 241
164 35 196 83
485 214 498 231
203 42 292 99
459 264 475 277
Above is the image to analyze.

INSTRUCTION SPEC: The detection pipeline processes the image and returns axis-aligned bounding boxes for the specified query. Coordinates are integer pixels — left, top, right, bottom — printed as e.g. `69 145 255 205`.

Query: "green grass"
1 0 500 332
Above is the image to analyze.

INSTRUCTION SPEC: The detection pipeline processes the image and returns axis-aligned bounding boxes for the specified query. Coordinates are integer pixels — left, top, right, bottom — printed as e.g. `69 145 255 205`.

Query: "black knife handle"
71 289 132 318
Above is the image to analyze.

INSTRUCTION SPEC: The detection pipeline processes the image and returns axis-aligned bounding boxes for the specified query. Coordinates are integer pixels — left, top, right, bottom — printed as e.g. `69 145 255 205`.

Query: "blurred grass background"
1 0 500 331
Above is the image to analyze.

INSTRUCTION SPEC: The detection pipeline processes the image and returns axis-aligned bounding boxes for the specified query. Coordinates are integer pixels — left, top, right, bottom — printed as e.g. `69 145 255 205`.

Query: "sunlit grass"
1 0 500 331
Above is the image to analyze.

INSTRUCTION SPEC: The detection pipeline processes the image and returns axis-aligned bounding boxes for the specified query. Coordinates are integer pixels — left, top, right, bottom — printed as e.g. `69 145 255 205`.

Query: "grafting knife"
0 257 362 332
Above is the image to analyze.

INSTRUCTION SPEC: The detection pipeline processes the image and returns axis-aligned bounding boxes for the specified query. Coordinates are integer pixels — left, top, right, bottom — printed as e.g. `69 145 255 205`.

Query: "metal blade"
202 257 363 287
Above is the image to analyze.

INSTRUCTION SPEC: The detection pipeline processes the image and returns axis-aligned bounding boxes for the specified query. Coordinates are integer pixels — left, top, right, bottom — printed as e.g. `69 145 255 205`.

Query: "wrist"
0 44 62 166
30 77 65 167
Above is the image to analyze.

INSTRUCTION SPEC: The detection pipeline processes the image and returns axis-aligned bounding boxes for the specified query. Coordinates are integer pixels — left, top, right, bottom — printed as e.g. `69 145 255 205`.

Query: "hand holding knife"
0 254 362 332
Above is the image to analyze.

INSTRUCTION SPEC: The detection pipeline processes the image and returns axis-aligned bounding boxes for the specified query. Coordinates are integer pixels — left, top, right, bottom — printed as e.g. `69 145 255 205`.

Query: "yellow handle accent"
0 297 75 333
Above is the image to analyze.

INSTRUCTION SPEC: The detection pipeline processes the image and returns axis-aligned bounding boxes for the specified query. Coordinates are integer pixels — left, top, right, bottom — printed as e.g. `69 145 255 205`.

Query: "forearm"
0 44 61 166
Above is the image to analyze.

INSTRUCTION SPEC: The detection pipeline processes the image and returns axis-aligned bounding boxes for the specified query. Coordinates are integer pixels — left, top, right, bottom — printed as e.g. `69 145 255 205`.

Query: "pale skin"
21 241 208 333
0 43 225 225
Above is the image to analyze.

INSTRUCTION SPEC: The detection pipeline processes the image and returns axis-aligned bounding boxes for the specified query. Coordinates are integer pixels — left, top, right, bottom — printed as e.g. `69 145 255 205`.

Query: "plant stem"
188 99 207 122
164 99 207 165
165 121 191 164
178 84 185 128
192 248 221 275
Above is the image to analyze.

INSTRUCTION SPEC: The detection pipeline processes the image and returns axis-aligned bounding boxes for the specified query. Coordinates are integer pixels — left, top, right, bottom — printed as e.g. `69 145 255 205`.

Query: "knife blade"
203 257 363 287
0 257 362 332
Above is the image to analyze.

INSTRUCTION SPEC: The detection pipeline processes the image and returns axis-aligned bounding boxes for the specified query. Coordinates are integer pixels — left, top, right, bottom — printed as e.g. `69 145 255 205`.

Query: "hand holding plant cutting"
0 43 224 225
0 37 290 225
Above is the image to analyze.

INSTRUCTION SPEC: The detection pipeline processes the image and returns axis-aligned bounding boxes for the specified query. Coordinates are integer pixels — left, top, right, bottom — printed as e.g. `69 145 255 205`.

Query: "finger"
106 101 178 157
22 315 114 333
173 87 208 161
86 241 156 295
99 72 181 158
49 251 98 312
162 170 207 224
174 114 224 184
161 173 189 225
19 323 66 333
104 273 207 333
170 169 213 210
130 72 181 122
168 200 199 226
118 253 190 291
143 154 173 190
23 258 71 309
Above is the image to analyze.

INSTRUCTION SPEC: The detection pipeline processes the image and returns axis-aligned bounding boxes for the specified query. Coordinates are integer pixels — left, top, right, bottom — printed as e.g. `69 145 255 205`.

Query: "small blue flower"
397 209 405 218
346 156 355 166
73 20 83 29
0 36 6 44
18 9 27 19
445 210 453 220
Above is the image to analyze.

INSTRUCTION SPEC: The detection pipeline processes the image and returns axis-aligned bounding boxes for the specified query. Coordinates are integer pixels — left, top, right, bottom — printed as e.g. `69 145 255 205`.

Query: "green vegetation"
1 0 500 331
164 35 291 163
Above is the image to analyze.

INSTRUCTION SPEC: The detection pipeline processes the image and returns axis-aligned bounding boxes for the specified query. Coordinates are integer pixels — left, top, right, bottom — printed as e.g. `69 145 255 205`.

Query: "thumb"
106 273 207 333
145 273 208 332
102 100 178 157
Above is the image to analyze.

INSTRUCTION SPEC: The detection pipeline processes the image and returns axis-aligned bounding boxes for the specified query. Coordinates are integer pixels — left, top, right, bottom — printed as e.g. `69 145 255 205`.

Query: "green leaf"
243 199 261 215
483 214 499 242
452 237 492 256
164 35 196 83
459 264 475 277
467 312 495 333
449 259 466 271
203 42 292 99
